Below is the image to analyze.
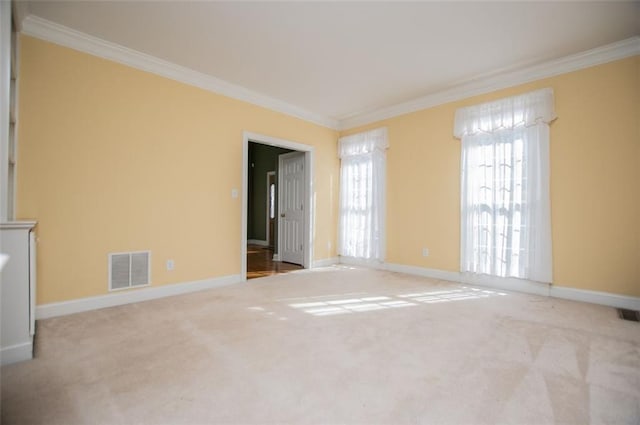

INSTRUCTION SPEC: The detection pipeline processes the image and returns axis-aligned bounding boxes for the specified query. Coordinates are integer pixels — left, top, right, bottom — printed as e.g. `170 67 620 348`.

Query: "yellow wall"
17 34 640 304
17 36 339 305
342 56 640 297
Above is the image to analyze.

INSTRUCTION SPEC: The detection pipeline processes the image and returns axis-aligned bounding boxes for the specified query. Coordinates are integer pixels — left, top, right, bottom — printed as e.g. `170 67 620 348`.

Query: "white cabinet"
1 221 36 365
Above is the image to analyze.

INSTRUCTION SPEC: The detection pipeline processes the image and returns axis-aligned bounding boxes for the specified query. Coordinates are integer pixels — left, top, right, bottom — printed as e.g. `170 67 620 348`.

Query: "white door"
278 152 305 265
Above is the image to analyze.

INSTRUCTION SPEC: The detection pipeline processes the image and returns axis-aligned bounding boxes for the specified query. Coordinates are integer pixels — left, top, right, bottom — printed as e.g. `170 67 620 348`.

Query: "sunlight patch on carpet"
287 287 507 316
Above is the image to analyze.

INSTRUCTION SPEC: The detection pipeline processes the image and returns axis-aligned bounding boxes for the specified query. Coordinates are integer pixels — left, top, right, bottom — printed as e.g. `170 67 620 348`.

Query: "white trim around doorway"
241 131 314 281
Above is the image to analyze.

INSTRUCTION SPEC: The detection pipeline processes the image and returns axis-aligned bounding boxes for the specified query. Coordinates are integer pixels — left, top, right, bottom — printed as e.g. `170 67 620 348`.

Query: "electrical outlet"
166 259 175 271
422 248 429 257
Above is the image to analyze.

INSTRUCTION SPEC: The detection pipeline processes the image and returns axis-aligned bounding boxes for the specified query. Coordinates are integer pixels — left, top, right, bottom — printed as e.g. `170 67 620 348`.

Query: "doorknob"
280 213 286 217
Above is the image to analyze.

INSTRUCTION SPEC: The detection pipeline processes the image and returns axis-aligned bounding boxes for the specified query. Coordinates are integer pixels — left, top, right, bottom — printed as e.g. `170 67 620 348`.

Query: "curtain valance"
454 88 556 139
338 127 388 158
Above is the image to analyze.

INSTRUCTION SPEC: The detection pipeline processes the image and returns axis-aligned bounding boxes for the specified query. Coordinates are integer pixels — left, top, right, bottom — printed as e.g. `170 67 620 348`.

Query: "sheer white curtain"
338 128 388 261
454 88 555 283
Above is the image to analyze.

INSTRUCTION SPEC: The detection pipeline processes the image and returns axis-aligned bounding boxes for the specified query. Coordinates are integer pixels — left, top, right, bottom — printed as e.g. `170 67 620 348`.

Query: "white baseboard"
1 340 33 366
340 256 386 268
458 273 551 297
36 274 243 319
349 259 638 310
550 285 640 311
384 262 550 296
247 239 269 247
312 257 339 268
33 263 640 321
384 262 460 282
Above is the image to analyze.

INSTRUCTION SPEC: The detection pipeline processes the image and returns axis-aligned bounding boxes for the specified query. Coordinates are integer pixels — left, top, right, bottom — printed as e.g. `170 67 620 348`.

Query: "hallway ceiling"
22 1 640 127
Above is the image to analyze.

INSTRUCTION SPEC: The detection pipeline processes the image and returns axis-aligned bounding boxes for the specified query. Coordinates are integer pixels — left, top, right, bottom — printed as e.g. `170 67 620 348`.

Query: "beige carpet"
2 266 639 424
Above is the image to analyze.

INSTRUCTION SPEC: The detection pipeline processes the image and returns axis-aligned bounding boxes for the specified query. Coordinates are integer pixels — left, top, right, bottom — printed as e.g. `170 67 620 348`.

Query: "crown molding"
18 14 640 132
339 36 640 130
12 1 30 32
20 15 340 130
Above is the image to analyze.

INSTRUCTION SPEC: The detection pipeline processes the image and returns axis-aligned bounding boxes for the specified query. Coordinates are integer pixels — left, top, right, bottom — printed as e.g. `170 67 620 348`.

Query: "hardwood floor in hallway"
246 244 303 279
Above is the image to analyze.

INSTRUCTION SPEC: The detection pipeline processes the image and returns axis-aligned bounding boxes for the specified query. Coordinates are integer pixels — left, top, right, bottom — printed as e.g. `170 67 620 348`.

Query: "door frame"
265 171 276 248
241 131 314 281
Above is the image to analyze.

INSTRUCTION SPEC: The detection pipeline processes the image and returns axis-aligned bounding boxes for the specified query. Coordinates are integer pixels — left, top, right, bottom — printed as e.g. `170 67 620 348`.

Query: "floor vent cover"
617 308 640 322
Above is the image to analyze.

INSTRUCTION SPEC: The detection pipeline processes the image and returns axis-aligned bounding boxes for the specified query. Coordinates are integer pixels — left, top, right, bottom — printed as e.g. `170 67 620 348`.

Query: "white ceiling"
22 1 640 127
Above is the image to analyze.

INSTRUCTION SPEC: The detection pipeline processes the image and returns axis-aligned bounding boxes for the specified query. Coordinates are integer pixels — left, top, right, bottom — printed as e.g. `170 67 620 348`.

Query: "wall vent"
109 251 150 291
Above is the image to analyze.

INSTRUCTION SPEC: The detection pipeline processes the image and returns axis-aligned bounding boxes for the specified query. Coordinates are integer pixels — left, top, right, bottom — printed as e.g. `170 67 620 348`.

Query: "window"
269 183 275 219
338 128 388 260
454 88 555 283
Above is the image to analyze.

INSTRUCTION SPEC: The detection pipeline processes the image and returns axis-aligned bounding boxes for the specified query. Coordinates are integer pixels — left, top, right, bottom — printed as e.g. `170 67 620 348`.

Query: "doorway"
242 132 314 281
